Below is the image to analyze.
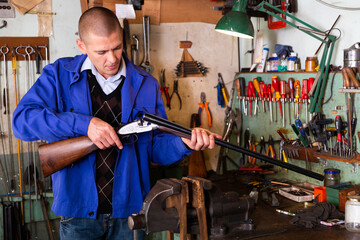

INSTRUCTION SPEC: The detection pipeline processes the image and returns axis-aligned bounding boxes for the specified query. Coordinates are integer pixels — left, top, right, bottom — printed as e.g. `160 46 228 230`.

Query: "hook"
0 20 7 29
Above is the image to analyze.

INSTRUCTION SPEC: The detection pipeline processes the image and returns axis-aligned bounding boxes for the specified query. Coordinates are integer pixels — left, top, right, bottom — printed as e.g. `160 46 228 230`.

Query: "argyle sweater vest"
87 71 124 214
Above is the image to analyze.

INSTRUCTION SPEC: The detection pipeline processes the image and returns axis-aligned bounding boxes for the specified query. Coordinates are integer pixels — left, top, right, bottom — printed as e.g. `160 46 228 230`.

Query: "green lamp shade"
215 11 254 39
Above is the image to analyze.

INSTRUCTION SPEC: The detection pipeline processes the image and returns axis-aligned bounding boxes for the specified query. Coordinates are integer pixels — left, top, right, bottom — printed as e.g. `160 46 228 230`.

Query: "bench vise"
128 176 255 239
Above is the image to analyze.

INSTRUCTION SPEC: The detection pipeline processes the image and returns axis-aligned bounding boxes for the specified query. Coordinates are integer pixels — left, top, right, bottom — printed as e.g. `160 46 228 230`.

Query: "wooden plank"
103 0 223 24
0 37 49 61
80 0 89 13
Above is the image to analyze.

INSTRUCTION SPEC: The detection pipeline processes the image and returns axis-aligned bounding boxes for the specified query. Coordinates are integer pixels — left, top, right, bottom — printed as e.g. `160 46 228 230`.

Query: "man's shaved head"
78 7 122 43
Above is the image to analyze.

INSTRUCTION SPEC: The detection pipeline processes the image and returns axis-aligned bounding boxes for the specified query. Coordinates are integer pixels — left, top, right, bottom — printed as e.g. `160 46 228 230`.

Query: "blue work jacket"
12 53 192 218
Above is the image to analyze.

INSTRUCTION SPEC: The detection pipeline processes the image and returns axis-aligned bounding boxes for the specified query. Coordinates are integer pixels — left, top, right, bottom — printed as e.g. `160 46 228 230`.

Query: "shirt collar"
80 56 126 83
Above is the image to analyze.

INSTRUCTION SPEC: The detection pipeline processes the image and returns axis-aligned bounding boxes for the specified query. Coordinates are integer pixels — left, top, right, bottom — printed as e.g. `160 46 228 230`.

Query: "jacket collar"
121 53 145 123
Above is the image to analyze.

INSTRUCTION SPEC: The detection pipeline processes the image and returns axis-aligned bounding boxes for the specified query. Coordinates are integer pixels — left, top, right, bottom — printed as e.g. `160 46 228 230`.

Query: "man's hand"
87 117 123 149
182 128 222 151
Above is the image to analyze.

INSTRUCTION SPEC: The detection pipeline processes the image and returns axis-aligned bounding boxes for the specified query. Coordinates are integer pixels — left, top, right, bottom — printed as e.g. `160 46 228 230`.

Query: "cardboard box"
326 182 354 210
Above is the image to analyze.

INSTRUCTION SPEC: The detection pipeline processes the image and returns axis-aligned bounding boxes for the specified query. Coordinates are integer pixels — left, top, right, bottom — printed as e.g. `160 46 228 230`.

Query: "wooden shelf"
314 152 360 165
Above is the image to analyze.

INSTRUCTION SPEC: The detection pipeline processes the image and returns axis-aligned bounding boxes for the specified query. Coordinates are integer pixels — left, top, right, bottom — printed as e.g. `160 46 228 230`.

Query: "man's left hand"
182 128 222 151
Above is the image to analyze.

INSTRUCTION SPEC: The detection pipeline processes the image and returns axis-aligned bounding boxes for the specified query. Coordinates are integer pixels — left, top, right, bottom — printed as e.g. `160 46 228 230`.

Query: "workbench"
208 171 360 240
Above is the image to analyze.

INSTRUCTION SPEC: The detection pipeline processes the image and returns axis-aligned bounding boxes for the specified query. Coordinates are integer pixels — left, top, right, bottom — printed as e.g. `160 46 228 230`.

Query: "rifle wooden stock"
39 136 98 177
39 127 189 178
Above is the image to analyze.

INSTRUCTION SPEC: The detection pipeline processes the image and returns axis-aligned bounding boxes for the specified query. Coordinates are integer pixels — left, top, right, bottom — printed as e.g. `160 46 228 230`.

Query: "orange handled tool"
294 80 301 119
198 92 212 127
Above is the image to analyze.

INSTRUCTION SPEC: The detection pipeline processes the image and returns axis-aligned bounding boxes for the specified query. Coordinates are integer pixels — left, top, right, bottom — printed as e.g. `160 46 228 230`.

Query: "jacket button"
88 211 94 216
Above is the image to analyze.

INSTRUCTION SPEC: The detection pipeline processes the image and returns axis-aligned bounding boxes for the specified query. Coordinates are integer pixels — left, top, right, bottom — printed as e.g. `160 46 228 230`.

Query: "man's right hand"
87 117 123 150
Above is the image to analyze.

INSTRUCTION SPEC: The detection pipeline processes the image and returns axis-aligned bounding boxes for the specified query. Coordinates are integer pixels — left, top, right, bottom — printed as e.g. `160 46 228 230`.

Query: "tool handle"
294 80 301 101
253 78 261 95
239 77 245 97
164 87 170 107
36 52 41 74
342 67 351 88
272 76 280 99
308 78 314 94
302 79 308 96
235 78 241 97
288 78 294 99
280 80 286 98
295 119 306 138
345 67 360 88
259 81 265 98
248 81 255 98
204 102 212 127
276 130 287 141
335 115 343 142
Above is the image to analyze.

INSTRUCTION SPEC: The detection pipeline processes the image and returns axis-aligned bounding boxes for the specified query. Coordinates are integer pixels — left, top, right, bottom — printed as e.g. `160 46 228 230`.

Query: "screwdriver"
299 79 308 121
307 78 314 123
271 83 277 122
280 80 286 127
272 76 282 120
248 81 255 116
240 77 247 116
235 78 241 112
335 115 343 157
266 84 273 123
294 80 301 119
259 81 266 113
288 78 294 124
253 78 261 115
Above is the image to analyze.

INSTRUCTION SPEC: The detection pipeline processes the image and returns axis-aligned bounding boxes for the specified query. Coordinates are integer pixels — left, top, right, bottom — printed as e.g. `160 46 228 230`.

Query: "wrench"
140 16 154 73
132 34 139 66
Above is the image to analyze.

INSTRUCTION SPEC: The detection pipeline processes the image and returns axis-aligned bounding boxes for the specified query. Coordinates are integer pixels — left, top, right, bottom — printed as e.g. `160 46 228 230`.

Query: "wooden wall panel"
102 0 224 25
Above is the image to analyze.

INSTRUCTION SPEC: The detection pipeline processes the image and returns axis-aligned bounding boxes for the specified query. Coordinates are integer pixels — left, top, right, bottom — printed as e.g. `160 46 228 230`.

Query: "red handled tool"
288 78 294 124
280 80 286 127
260 81 266 113
299 79 309 121
159 69 170 109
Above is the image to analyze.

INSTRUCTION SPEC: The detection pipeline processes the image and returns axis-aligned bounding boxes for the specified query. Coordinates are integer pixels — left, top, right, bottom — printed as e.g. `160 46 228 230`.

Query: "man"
12 7 220 240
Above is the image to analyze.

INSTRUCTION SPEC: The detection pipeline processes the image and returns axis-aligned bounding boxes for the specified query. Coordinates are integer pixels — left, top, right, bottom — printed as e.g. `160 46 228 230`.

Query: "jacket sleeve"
12 62 92 142
149 78 193 165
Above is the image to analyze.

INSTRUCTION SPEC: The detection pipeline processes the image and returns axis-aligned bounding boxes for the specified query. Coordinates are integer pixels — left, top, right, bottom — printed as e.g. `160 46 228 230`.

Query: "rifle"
39 113 325 181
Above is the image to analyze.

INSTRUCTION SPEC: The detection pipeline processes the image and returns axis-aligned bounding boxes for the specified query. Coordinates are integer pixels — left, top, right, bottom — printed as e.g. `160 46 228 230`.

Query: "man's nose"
108 51 117 63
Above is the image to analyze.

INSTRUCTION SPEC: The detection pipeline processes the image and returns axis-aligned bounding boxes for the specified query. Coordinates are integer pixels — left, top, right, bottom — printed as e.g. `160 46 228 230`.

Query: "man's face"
77 29 123 79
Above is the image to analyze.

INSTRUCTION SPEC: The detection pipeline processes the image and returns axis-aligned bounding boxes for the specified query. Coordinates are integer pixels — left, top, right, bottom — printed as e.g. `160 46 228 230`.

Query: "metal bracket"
318 158 328 167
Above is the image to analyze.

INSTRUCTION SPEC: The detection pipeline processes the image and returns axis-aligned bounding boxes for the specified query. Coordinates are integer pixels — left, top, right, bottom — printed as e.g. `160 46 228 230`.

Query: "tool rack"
222 71 360 185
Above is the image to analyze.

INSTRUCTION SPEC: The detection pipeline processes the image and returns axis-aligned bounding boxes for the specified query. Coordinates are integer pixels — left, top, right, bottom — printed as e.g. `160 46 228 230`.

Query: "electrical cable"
315 0 360 11
323 65 341 105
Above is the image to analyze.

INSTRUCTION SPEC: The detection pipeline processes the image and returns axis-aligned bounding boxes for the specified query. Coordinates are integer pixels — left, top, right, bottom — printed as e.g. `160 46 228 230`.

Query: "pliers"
159 69 170 109
266 135 276 159
169 80 182 110
198 92 212 127
248 134 257 165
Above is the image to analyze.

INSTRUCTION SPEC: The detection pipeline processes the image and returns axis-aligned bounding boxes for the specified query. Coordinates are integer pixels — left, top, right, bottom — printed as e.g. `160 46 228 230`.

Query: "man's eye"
98 52 106 55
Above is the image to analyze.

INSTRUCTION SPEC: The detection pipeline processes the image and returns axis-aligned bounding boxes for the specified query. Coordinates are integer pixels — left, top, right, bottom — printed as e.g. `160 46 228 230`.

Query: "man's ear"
76 39 87 54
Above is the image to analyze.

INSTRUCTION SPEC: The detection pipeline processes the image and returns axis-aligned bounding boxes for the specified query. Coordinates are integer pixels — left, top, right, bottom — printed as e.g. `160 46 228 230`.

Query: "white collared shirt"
81 56 126 95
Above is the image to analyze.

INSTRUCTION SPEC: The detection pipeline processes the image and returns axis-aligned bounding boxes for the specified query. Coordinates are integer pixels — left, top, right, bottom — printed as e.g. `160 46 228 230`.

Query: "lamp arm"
251 1 335 43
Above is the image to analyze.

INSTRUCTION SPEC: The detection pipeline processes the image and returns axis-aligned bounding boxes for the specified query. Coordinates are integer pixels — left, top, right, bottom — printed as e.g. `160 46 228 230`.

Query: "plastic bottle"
267 53 278 72
278 54 288 72
256 47 269 72
287 52 297 72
